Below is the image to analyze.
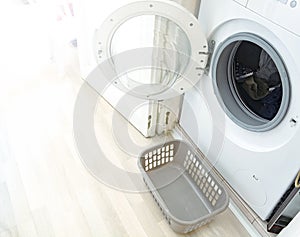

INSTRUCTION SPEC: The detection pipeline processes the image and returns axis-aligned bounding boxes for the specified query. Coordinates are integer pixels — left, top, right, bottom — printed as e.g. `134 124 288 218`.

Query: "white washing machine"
180 0 300 220
77 0 300 221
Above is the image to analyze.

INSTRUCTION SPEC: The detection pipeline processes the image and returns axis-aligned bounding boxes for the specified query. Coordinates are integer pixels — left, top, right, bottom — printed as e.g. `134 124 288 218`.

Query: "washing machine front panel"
193 14 300 153
181 0 300 220
206 21 300 219
204 0 300 152
215 136 300 219
247 0 300 37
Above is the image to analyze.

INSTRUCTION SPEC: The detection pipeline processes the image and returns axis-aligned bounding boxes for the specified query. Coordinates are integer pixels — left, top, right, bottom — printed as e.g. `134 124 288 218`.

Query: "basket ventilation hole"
182 150 223 206
143 143 175 171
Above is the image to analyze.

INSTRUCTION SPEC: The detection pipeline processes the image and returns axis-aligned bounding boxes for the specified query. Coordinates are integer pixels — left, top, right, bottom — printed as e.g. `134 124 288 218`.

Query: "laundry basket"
138 140 229 234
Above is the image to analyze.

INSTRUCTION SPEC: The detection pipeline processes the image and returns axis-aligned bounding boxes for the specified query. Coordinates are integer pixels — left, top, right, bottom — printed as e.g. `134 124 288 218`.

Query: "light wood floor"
0 46 251 237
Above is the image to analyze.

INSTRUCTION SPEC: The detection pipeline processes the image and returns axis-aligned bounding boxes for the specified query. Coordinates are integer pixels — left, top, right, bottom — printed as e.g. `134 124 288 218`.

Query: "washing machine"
77 0 300 221
180 0 300 220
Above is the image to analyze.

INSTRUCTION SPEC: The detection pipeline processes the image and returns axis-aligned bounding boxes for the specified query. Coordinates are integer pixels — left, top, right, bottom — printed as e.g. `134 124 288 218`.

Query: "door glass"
232 41 283 121
110 15 191 95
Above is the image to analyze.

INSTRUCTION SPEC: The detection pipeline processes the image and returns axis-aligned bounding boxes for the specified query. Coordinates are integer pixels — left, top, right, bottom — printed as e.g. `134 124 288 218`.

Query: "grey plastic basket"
138 140 229 234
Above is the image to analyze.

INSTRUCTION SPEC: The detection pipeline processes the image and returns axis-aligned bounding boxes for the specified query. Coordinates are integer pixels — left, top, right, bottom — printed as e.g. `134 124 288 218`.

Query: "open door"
84 0 209 137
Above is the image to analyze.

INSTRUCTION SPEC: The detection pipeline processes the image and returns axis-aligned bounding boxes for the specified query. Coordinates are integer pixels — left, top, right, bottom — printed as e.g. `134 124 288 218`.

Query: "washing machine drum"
213 35 290 132
233 42 282 120
93 0 209 100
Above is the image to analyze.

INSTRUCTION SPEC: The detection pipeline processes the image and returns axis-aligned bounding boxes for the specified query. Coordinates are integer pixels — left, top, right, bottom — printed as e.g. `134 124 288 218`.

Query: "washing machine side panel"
180 85 213 155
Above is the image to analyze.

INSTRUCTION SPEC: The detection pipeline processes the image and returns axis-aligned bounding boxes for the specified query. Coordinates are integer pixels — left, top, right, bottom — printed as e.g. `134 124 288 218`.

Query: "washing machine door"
92 0 209 100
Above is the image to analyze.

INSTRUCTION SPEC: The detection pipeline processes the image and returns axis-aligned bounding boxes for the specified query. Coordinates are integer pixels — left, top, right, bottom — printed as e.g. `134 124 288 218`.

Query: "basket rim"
137 139 230 226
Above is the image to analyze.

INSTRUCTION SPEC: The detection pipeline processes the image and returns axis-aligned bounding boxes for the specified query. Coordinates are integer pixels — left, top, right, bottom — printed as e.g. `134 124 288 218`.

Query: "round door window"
212 33 290 131
110 15 191 95
94 1 208 100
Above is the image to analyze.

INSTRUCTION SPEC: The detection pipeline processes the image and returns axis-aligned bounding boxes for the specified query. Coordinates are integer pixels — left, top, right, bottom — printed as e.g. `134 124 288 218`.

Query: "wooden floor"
0 45 251 237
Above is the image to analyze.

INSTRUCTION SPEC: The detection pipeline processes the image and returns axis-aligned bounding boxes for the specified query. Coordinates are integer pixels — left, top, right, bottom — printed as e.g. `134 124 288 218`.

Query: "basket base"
148 164 210 221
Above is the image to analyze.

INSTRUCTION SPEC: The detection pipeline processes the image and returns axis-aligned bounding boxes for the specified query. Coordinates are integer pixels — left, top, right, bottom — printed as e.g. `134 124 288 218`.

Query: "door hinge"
205 40 216 75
